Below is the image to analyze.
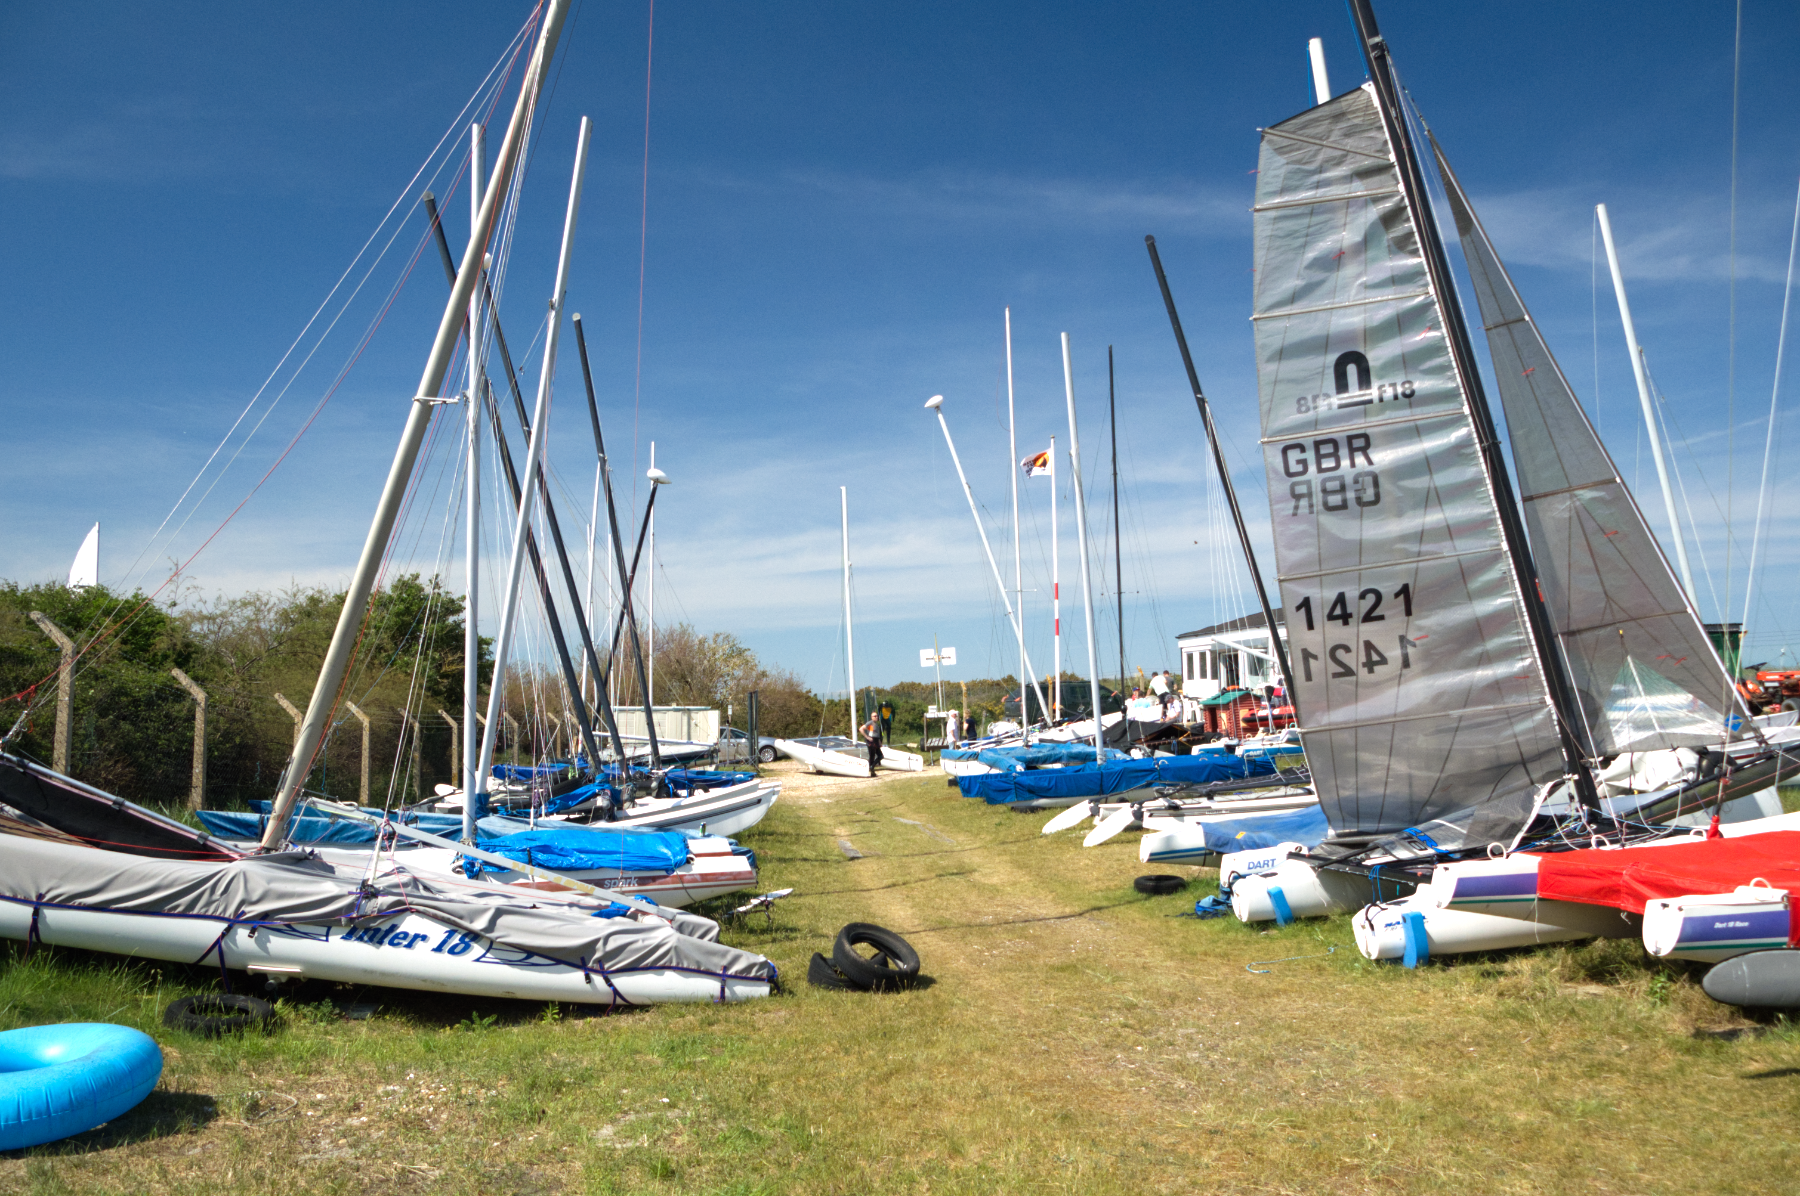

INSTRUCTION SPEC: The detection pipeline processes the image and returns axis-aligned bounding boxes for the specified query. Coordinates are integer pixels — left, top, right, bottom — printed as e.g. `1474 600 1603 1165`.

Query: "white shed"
1175 610 1288 699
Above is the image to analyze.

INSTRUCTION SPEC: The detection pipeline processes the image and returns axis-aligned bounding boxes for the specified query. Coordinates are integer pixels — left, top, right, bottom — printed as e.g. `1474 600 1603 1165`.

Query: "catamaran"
1188 3 1800 967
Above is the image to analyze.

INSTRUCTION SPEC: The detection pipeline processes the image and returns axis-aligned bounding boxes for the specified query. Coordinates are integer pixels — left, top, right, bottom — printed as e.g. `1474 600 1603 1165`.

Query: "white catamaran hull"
0 897 766 1004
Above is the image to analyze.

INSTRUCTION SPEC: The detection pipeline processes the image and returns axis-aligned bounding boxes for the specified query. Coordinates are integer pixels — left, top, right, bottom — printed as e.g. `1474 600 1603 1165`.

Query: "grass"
2 766 1798 1195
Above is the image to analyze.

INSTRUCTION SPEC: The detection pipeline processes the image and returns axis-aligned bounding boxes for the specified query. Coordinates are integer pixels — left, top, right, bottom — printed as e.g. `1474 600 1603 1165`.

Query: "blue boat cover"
492 762 577 782
958 753 1273 803
973 744 1128 771
1192 804 1329 853
468 827 690 876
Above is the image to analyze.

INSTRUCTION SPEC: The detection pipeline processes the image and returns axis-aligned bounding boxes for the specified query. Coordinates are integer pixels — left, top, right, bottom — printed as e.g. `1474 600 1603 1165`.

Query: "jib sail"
1434 145 1740 755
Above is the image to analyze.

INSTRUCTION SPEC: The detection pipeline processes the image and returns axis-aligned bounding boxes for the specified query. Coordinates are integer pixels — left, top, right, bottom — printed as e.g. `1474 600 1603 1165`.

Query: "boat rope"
1246 946 1336 974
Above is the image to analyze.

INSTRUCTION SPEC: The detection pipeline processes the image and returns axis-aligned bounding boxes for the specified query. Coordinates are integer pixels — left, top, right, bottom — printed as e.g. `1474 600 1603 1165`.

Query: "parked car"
717 725 781 764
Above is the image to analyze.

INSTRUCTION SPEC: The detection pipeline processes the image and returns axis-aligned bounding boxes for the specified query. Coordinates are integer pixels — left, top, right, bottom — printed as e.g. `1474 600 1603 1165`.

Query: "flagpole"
1062 334 1105 764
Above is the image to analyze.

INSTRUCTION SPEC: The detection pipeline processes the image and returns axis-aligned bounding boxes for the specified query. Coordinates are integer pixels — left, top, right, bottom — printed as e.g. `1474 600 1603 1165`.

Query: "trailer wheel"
1784 699 1799 714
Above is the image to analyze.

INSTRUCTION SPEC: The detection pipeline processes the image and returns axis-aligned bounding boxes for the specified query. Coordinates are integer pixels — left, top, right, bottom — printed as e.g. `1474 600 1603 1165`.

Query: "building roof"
1176 608 1286 641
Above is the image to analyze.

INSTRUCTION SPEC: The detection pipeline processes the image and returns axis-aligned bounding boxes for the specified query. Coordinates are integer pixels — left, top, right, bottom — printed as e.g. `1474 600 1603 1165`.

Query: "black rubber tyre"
806 952 854 990
1784 699 1800 714
831 923 922 992
163 993 275 1037
758 745 778 763
1134 874 1187 896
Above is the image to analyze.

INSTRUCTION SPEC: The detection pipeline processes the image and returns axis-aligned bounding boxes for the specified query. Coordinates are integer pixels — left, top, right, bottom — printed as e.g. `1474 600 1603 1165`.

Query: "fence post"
344 701 371 806
747 689 761 776
438 709 458 782
398 708 422 801
274 692 304 748
27 612 74 774
503 712 521 759
170 668 207 810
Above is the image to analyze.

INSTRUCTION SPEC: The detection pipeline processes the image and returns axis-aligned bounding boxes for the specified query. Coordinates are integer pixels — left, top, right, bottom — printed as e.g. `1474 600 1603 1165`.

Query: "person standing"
861 712 884 772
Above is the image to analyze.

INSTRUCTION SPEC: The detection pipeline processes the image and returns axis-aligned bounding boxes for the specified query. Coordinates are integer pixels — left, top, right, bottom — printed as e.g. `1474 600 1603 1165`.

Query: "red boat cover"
1534 832 1800 917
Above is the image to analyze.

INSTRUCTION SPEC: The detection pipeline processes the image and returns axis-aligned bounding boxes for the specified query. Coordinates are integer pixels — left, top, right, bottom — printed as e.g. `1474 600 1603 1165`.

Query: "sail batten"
1251 84 1566 848
1432 140 1741 755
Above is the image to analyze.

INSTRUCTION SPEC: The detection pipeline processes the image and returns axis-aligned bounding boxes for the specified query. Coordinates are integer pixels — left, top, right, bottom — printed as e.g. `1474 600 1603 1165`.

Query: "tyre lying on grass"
806 922 922 991
163 993 276 1037
1134 874 1188 896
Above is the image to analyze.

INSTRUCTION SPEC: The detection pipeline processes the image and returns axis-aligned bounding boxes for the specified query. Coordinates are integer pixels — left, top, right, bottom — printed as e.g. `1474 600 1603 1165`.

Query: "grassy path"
2 767 1797 1194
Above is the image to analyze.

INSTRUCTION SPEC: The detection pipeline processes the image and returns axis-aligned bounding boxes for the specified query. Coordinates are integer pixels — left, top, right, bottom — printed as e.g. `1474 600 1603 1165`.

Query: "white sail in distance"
68 523 98 590
1250 84 1566 845
1433 143 1741 753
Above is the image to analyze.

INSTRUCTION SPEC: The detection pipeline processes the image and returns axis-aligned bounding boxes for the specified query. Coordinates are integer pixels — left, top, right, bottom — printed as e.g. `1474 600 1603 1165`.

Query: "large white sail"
1251 85 1566 844
1434 146 1739 754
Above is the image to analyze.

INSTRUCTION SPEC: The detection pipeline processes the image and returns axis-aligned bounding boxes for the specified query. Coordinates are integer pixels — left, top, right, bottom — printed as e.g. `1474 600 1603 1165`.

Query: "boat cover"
208 809 705 860
1535 831 1800 926
959 754 1273 804
1190 804 1330 854
466 827 690 876
974 744 1127 771
0 833 774 982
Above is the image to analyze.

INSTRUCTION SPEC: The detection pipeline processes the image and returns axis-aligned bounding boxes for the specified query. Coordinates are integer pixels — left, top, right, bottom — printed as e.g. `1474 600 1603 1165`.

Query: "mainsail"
1250 84 1567 844
1433 148 1741 755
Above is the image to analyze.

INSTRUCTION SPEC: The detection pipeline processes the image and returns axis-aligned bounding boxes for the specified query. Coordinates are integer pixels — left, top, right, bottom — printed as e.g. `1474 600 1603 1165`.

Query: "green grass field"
2 766 1796 1195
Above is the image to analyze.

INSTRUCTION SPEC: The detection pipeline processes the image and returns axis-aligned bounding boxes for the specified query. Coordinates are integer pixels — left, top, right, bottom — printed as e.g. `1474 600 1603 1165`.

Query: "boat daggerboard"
1433 145 1741 754
1251 84 1565 847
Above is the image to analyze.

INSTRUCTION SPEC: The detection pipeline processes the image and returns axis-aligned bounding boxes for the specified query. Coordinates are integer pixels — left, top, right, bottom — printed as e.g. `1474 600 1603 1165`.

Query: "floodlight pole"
926 395 1051 720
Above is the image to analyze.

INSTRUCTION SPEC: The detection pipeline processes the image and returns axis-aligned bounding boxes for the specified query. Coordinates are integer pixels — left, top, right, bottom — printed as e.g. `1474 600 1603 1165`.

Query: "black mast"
1345 0 1599 804
572 315 664 772
1145 236 1298 707
1108 346 1125 692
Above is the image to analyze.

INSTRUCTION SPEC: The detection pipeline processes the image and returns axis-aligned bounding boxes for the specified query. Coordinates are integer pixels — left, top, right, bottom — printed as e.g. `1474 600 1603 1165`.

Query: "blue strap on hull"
1402 910 1429 968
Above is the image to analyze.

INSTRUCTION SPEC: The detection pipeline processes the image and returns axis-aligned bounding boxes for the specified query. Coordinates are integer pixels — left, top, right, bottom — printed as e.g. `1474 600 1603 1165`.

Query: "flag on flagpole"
1021 448 1052 477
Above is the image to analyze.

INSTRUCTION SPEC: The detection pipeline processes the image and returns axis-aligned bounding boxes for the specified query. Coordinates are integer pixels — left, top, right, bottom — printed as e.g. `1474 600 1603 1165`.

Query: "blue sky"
4 1 1799 695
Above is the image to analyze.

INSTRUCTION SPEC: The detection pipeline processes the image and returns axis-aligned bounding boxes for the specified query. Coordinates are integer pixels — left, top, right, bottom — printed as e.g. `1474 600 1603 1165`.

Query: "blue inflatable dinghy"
0 1023 163 1150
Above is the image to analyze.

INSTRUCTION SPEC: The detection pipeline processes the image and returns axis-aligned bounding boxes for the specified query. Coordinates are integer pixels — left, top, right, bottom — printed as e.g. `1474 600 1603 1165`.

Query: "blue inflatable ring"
0 1024 163 1151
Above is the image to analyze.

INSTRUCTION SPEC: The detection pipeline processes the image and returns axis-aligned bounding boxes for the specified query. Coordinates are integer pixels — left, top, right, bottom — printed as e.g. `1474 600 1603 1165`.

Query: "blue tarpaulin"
467 827 690 875
974 744 1128 771
1188 804 1329 853
958 753 1272 804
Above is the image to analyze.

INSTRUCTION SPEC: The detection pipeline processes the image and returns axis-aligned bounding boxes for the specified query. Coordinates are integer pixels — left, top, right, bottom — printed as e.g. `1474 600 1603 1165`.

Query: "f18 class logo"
1293 351 1414 415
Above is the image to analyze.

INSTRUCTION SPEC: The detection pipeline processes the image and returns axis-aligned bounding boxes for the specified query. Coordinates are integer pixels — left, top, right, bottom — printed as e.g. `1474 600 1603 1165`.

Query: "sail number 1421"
1293 586 1418 682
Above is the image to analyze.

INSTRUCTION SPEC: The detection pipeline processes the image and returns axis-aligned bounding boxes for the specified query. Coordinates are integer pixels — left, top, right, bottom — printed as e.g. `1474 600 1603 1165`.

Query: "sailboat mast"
648 441 657 705
1596 203 1697 604
473 116 594 797
1145 236 1297 703
1062 334 1106 764
1051 435 1061 719
1348 0 1597 787
1108 346 1124 692
1005 308 1029 740
842 486 858 738
1743 179 1800 631
462 121 486 840
260 0 572 850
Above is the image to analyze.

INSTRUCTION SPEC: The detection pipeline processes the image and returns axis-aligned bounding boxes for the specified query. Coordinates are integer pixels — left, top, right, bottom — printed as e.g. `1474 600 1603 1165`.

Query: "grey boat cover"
0 832 772 986
1433 144 1742 756
1250 84 1565 846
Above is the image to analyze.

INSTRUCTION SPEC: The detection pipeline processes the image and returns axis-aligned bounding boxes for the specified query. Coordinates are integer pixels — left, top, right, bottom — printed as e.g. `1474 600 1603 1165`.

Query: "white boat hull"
0 895 767 1005
1353 898 1592 961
